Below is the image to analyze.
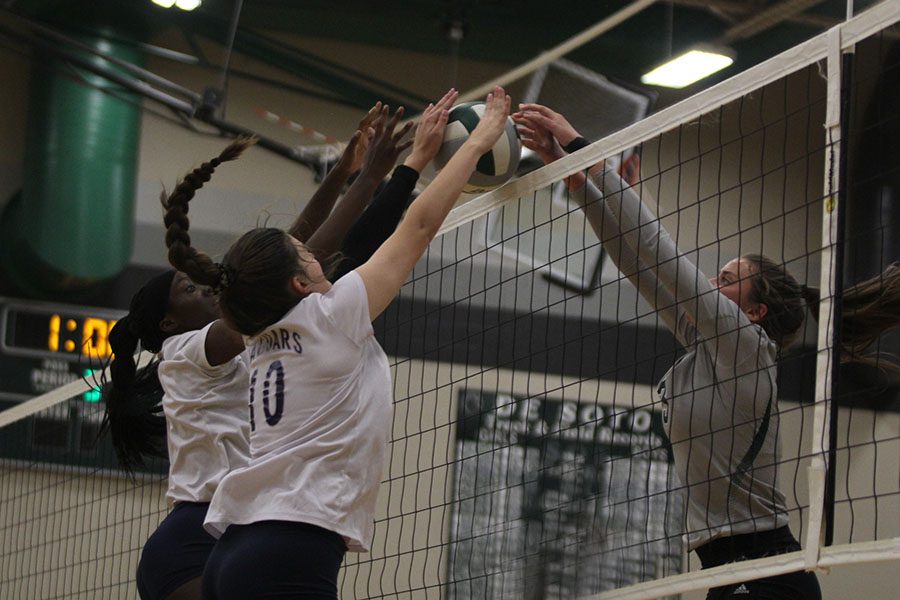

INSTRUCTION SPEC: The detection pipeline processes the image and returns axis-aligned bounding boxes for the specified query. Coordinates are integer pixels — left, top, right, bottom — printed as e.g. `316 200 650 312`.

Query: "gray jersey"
578 170 789 550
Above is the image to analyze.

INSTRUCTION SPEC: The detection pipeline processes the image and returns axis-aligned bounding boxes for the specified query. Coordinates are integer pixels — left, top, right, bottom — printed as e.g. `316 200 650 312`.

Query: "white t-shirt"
204 271 392 552
158 322 251 505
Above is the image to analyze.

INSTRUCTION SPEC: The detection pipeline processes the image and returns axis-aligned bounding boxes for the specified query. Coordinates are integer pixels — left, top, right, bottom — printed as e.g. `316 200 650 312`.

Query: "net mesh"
0 387 168 599
1 6 899 600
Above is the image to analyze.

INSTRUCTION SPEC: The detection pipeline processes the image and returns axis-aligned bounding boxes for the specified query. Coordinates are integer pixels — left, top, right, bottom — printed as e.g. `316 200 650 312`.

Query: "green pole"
1 30 143 297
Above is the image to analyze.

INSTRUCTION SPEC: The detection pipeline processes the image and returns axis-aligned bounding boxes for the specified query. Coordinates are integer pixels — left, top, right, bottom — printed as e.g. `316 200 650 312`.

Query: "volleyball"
433 101 521 194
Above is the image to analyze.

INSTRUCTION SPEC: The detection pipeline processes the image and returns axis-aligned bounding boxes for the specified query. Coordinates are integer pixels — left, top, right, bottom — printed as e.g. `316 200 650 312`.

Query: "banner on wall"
447 389 682 599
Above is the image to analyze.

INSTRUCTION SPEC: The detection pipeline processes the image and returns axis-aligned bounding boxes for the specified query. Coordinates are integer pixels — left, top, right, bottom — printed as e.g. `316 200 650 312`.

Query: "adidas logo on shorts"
732 583 750 595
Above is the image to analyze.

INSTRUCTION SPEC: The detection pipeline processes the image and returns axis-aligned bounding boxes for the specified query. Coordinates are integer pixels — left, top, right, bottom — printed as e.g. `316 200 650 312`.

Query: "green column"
1 30 142 297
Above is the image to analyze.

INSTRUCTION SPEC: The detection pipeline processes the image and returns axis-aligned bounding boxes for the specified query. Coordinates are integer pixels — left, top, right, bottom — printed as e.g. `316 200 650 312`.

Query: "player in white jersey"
103 271 250 600
161 87 511 599
101 139 259 600
101 103 420 600
513 103 900 600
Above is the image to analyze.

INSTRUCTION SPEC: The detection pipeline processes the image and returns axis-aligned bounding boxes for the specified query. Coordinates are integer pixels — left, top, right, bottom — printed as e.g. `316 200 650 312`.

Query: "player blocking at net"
513 103 900 600
153 87 509 599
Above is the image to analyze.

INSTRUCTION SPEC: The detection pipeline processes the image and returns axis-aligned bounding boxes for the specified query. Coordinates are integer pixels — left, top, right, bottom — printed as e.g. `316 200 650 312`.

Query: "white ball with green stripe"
433 101 521 194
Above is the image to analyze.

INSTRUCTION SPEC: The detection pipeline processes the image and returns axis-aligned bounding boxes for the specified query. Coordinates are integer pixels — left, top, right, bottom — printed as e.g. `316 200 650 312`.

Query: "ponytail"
101 139 257 473
801 284 821 322
747 256 900 369
840 263 900 368
99 269 176 475
162 137 256 291
793 266 900 368
160 137 305 336
100 318 166 475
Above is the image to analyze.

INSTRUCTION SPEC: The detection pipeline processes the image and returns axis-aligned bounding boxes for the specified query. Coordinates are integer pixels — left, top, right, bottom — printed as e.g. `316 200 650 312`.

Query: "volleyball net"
2 3 900 599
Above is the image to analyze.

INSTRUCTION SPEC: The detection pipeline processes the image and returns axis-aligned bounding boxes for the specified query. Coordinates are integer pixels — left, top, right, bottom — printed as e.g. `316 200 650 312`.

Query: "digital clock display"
1 299 124 362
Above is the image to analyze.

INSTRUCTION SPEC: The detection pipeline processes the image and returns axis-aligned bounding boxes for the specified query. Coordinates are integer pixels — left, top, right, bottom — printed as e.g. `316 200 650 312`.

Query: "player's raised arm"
356 86 512 320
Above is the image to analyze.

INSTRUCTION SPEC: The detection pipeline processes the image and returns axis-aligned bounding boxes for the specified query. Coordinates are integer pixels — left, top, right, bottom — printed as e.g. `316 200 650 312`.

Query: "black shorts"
202 520 347 600
697 526 822 600
136 501 217 600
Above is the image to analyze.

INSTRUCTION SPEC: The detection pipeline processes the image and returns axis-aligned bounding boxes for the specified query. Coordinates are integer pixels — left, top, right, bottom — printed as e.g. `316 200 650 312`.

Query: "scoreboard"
0 297 162 474
0 296 124 401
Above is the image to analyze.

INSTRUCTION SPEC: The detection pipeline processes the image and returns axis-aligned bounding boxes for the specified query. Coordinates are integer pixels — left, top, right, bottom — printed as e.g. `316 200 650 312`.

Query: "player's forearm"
402 144 481 241
288 164 354 242
304 170 381 257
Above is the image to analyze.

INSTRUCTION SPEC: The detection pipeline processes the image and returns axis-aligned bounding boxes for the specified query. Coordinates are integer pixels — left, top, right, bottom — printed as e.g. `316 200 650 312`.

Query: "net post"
804 23 844 572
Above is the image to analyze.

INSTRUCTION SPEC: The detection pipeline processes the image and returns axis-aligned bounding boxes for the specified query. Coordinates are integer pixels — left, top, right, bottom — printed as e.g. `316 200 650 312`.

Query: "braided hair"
100 270 175 474
162 137 317 336
161 137 257 293
101 138 257 474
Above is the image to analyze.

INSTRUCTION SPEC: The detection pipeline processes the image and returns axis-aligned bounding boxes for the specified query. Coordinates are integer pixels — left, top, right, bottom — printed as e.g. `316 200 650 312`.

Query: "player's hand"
359 105 415 181
405 88 457 173
513 103 581 148
513 112 565 165
465 86 511 155
336 102 383 174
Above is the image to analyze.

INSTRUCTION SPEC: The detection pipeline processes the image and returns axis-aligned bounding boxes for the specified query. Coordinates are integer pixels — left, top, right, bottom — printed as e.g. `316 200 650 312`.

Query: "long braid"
100 139 257 474
162 137 256 287
99 269 176 475
101 318 166 475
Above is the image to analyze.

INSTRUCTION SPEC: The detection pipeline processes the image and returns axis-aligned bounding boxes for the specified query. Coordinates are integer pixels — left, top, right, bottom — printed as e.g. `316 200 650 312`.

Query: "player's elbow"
404 213 441 247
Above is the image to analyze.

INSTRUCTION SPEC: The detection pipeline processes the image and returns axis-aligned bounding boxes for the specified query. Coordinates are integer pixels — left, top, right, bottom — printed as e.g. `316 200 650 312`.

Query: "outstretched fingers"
434 88 458 112
512 109 552 131
464 87 511 155
359 101 383 131
358 104 416 178
515 103 556 119
387 106 414 153
516 122 541 146
416 89 456 140
345 129 363 151
490 86 512 116
372 105 389 138
393 119 414 143
383 105 405 136
405 92 452 172
515 102 580 146
393 119 415 154
368 105 406 150
514 111 564 164
435 104 450 129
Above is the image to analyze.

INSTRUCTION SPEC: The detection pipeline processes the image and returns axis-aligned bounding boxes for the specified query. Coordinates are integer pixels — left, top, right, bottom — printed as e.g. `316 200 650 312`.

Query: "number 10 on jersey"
249 360 285 431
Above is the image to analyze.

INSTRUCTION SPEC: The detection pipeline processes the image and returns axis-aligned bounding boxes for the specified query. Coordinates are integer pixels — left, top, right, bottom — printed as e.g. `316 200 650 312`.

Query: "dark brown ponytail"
746 256 900 368
840 263 900 367
161 137 317 336
800 284 821 322
161 137 257 290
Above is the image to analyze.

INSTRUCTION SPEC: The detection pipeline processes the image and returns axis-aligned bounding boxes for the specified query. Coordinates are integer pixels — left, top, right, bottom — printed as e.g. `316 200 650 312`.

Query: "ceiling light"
150 0 202 10
641 48 734 89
